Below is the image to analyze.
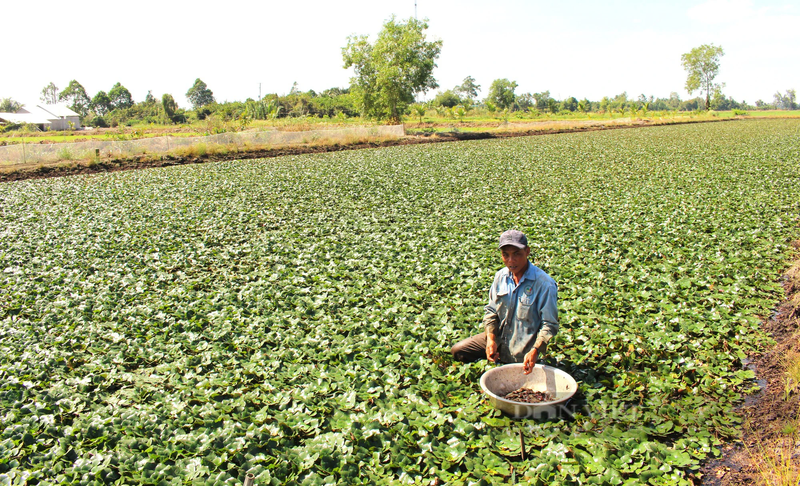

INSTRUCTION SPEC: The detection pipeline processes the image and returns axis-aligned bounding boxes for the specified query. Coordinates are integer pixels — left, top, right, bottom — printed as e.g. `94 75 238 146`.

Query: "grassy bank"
4 109 788 147
0 113 750 181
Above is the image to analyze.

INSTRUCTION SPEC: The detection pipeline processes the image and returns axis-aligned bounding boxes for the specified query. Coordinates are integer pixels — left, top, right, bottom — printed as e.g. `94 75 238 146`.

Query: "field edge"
700 240 800 485
0 117 741 183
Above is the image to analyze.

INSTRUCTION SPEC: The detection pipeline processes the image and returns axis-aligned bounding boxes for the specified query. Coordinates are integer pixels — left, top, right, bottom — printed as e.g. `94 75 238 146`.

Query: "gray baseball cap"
498 230 528 249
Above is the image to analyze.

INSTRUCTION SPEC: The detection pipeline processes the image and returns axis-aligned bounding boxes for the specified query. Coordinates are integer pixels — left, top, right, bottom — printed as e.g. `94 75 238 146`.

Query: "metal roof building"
0 103 81 130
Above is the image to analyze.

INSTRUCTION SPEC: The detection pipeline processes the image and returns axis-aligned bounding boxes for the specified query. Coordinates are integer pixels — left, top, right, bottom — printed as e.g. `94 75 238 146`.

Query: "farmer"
451 230 558 374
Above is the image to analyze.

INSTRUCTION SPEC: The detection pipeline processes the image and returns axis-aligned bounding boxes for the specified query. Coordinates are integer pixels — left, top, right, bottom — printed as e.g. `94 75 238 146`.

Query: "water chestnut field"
1 120 799 485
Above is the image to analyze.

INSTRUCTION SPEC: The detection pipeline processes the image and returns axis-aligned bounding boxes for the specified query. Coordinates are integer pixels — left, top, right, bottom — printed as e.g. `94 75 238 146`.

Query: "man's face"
501 245 530 274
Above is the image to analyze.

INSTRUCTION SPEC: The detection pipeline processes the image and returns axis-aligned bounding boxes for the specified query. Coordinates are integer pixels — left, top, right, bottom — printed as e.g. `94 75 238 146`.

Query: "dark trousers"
451 332 489 363
451 332 547 363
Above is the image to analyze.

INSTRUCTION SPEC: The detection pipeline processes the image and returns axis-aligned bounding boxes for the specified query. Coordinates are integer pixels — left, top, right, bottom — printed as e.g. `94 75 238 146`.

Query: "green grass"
745 110 800 118
406 112 727 135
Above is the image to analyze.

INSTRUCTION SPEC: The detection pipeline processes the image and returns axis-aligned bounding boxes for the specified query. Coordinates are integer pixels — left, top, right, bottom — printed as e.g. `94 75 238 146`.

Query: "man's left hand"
523 347 539 374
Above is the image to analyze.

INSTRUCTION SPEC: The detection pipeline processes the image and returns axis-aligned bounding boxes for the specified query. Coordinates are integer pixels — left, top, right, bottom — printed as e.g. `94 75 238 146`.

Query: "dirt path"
701 241 800 485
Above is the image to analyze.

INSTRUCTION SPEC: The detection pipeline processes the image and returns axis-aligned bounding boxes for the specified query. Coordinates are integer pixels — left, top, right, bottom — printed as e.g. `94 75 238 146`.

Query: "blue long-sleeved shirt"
483 261 559 363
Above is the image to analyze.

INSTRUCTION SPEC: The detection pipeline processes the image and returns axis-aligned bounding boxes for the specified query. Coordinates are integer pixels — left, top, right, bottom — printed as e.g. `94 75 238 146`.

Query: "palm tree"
0 98 23 113
455 105 467 122
412 104 426 124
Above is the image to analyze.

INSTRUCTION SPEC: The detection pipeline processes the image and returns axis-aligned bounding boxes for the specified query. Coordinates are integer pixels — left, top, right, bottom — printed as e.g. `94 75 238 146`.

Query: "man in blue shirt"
451 230 559 374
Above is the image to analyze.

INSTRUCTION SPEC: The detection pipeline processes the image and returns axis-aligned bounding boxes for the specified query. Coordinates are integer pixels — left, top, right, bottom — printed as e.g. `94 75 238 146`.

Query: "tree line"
0 78 363 129
1 19 797 130
3 78 793 131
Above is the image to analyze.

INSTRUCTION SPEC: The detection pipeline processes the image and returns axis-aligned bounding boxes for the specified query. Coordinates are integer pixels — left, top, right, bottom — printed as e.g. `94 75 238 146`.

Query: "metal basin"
480 363 578 419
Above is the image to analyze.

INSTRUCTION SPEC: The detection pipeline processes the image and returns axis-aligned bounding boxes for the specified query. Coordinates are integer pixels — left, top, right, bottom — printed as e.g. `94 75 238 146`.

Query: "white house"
0 103 81 131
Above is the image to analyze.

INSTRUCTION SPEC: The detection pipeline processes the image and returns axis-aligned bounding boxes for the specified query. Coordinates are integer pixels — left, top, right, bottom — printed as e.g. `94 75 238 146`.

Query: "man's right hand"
486 334 500 362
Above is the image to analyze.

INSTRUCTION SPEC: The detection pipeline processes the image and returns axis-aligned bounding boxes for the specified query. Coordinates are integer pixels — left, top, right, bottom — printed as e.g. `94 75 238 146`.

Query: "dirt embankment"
701 240 800 485
0 118 734 183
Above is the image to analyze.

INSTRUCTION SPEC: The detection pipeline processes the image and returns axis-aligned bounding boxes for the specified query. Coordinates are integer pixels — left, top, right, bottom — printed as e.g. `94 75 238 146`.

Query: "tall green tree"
773 89 797 110
681 43 724 110
611 92 629 112
515 93 535 111
547 98 559 114
0 98 23 112
433 89 462 108
668 92 681 110
455 76 481 104
40 82 59 104
162 94 178 121
561 97 578 112
533 91 551 111
108 82 134 110
91 91 112 116
486 79 517 111
186 79 215 109
59 80 91 116
342 16 442 123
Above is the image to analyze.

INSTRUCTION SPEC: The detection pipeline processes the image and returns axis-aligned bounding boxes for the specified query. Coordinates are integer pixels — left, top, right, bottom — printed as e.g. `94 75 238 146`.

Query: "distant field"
0 112 733 172
3 110 787 146
746 110 800 117
1 120 799 484
0 118 383 146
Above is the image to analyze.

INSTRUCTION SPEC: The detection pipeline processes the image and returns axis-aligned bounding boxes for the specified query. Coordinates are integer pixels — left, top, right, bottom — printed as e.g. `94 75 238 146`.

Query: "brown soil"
700 241 800 485
0 118 733 183
503 388 553 403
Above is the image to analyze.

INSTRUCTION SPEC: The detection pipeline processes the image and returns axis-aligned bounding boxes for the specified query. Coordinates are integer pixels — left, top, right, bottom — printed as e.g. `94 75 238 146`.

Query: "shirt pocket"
516 293 537 323
496 290 509 315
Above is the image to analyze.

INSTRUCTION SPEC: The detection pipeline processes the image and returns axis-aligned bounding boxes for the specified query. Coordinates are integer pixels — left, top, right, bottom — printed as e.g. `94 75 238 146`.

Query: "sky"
3 0 798 108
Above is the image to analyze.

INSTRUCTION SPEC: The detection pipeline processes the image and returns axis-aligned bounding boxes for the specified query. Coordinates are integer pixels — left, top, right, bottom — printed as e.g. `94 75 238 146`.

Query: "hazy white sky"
3 0 798 108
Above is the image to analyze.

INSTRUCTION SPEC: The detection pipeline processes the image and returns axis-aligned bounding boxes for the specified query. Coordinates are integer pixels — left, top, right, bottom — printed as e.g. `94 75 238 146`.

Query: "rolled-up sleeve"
533 280 559 350
483 281 500 336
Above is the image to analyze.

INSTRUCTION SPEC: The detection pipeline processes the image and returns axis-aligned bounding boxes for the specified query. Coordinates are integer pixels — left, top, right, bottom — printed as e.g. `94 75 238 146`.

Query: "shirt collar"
502 261 537 286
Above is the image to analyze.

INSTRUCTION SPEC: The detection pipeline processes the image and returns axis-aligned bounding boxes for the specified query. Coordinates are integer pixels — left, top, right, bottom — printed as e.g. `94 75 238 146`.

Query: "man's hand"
523 347 539 374
486 334 500 363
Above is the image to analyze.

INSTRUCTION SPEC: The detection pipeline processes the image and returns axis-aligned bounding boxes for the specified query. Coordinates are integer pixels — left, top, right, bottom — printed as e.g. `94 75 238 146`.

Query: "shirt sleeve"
533 280 559 350
483 278 500 337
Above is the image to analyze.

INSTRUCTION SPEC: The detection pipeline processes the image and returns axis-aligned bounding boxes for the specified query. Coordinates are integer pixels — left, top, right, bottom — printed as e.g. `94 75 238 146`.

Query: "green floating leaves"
0 119 799 484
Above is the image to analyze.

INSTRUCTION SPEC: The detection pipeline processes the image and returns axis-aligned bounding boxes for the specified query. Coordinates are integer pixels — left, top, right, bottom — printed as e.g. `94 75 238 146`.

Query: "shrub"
196 106 213 120
90 116 109 128
57 147 74 160
433 90 462 108
732 109 749 116
0 122 23 133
